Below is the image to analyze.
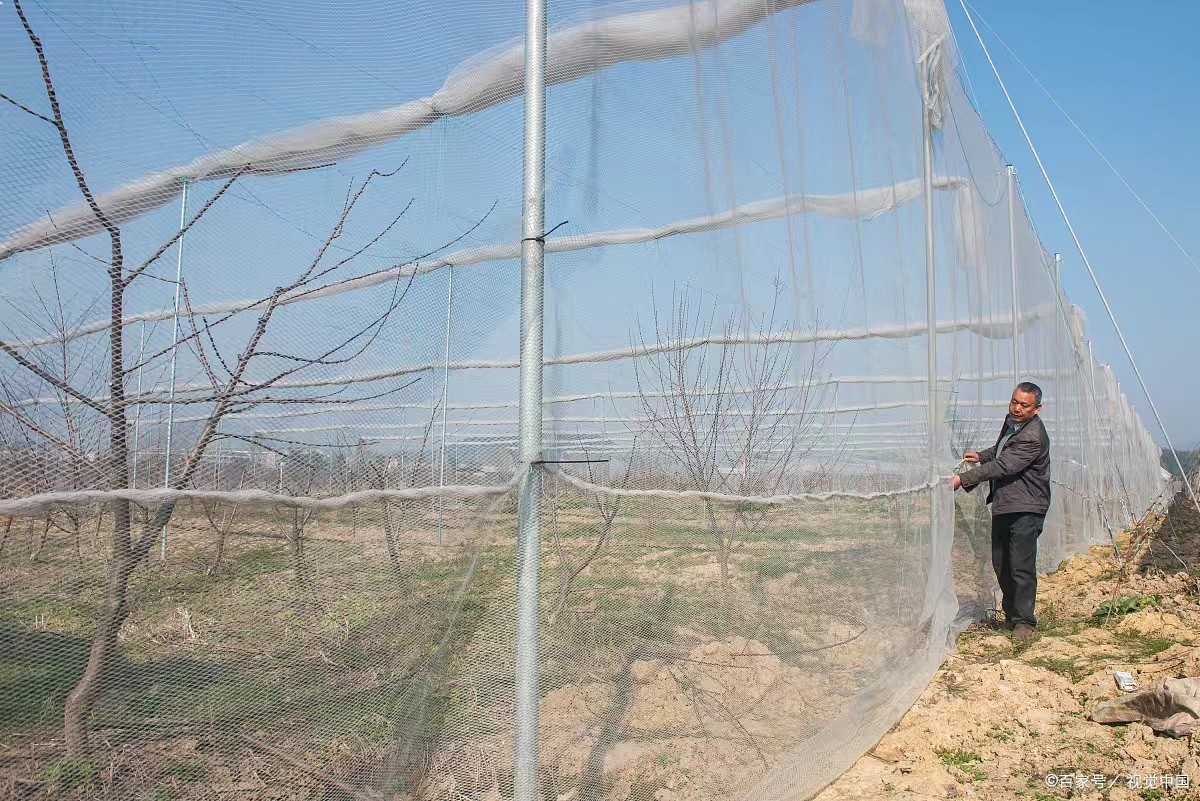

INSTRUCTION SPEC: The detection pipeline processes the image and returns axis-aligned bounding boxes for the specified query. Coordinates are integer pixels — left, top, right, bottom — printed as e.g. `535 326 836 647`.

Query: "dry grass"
1 490 939 800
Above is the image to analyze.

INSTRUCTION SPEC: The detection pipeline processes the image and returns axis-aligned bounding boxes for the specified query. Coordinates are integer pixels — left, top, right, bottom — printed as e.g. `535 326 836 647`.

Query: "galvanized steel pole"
162 179 188 559
514 0 547 796
131 321 147 488
922 103 938 472
437 266 455 545
1007 165 1019 384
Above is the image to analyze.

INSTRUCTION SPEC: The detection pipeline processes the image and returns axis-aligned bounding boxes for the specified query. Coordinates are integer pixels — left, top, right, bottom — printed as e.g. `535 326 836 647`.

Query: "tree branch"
0 91 53 124
13 0 119 242
123 169 247 287
0 399 106 480
0 338 107 415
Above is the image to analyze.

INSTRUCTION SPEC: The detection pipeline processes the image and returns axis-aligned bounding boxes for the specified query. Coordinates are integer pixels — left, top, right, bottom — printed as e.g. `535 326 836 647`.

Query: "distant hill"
1162 448 1200 479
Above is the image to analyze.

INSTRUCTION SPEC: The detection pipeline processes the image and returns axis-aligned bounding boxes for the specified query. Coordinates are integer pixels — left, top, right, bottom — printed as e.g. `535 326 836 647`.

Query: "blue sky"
946 0 1200 446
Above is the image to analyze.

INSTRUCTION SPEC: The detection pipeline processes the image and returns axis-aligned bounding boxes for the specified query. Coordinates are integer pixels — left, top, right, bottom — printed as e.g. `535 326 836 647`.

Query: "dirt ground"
813 495 1200 801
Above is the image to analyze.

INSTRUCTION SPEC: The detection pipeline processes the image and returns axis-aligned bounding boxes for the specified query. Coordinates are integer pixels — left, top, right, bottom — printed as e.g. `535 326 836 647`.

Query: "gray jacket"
959 414 1051 516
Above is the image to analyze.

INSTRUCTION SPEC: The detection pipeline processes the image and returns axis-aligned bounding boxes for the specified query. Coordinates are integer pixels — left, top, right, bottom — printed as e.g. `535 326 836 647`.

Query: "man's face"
1009 390 1041 423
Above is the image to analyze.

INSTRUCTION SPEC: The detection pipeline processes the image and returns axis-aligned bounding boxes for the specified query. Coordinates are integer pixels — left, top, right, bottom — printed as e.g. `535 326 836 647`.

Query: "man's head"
1009 382 1043 424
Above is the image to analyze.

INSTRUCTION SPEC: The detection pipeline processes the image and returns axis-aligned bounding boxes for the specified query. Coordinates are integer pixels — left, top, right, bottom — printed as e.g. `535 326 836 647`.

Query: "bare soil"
813 497 1200 801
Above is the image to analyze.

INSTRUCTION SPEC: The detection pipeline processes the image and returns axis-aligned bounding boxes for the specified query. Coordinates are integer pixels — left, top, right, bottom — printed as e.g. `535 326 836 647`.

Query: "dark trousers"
991 512 1045 627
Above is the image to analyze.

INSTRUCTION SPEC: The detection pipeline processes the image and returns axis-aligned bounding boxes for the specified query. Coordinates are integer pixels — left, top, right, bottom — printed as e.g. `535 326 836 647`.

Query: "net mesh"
0 0 1167 799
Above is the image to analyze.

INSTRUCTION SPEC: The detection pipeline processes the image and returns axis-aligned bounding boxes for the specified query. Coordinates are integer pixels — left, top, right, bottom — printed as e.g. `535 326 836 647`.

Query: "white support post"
514 0 547 797
162 179 189 559
438 266 455 545
920 75 944 628
1086 340 1103 514
922 97 939 474
131 321 147 488
1007 165 1019 384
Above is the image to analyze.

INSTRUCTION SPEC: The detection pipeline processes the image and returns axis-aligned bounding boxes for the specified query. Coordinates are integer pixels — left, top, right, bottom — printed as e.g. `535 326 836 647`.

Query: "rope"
549 467 944 506
0 479 517 518
8 177 969 350
135 310 1059 398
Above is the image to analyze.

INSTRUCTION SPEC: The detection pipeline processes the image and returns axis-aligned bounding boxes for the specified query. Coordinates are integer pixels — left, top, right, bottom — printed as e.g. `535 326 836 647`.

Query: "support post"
437 266 455 545
922 100 938 473
1007 165 1019 384
1086 340 1105 522
1052 253 1063 307
162 179 189 559
514 0 547 796
921 80 944 628
131 321 147 488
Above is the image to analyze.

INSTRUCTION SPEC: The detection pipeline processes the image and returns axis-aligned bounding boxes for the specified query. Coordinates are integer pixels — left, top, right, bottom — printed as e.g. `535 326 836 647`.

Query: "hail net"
0 0 1167 799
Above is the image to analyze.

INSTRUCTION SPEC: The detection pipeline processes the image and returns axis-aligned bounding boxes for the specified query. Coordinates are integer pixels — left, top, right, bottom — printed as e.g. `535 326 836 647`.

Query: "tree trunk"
382 501 405 579
705 500 729 582
32 516 50 561
63 263 131 757
289 512 312 591
62 545 133 754
208 527 228 576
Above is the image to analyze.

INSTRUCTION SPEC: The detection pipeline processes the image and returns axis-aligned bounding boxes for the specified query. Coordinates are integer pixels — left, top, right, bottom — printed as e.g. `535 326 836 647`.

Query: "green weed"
1094 595 1158 619
1026 656 1090 683
37 758 96 790
936 749 986 782
986 724 1015 742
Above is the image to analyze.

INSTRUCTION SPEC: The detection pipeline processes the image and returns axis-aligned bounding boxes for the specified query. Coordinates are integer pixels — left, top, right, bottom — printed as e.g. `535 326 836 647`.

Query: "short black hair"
1015 381 1043 406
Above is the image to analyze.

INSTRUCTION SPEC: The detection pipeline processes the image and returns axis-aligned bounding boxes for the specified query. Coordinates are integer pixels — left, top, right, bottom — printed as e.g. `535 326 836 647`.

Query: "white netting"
0 0 1166 799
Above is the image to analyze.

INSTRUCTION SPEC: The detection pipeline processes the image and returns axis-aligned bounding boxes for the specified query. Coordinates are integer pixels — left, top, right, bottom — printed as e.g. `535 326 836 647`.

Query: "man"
952 382 1051 643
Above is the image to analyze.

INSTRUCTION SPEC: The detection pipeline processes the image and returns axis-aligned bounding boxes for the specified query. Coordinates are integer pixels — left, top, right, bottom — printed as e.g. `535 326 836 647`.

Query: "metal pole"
514 0 547 794
922 102 938 472
437 266 455 545
131 321 147 488
920 85 945 627
1086 340 1105 519
162 179 188 559
1007 165 1019 384
1053 253 1063 306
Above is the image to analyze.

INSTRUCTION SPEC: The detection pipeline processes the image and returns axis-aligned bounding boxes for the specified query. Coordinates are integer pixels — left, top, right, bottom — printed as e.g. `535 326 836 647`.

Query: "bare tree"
632 283 835 581
548 445 637 623
0 0 491 754
273 451 324 592
359 402 442 579
199 458 248 575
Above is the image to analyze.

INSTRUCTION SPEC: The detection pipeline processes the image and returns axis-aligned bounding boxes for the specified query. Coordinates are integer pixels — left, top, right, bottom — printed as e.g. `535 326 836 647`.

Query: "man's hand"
963 451 981 463
952 474 963 490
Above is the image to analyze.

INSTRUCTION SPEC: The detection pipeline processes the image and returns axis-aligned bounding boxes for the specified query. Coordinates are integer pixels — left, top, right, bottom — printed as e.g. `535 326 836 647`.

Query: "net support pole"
437 265 455 545
162 178 188 559
1086 339 1104 521
514 0 547 796
921 80 943 618
922 102 938 475
1007 164 1019 383
131 321 147 488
